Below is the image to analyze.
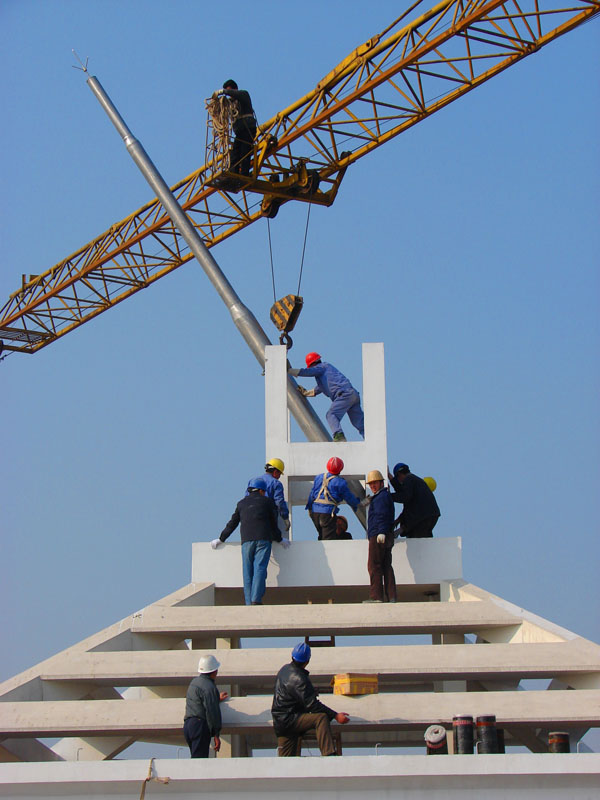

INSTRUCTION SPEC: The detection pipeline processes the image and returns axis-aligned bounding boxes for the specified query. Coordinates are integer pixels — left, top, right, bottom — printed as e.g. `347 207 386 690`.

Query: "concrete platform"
0 754 598 799
192 537 463 588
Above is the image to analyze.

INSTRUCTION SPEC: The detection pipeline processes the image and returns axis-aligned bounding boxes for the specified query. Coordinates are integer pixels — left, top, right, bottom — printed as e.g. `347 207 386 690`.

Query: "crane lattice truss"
2 0 598 353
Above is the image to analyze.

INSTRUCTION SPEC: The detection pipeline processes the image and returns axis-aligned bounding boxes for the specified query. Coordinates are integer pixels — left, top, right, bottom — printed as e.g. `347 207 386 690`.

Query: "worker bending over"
247 458 290 534
306 457 362 540
290 352 365 442
183 655 228 758
389 462 441 538
212 477 287 605
364 470 397 603
271 643 350 756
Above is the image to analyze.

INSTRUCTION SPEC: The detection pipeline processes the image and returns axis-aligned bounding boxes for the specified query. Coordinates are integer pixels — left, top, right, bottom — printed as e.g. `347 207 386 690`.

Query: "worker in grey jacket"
183 655 228 758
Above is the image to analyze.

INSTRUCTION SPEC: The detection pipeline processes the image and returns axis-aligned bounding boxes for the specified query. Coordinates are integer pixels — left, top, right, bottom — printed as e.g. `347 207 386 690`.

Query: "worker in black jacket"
211 477 286 605
221 79 257 176
389 462 441 538
271 642 349 756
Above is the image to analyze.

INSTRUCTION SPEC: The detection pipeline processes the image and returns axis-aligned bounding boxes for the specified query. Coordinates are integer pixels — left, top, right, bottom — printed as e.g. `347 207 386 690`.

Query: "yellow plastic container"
331 673 378 696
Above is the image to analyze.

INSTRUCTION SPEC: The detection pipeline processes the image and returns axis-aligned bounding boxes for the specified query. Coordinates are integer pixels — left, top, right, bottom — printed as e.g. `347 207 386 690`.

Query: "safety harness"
312 473 338 515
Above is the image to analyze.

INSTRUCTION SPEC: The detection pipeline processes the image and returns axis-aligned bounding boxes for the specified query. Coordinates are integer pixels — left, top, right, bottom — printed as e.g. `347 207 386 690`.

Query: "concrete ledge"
192 537 462 586
3 690 599 738
35 641 600 686
130 599 518 637
0 754 598 798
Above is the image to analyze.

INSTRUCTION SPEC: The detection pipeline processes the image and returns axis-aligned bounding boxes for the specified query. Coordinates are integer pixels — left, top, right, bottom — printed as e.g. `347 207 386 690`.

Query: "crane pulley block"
270 294 303 349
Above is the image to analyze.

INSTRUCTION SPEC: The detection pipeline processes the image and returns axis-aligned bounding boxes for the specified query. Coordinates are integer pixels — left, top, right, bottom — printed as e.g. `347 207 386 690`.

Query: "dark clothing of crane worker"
222 80 257 176
389 462 441 538
364 470 397 603
289 353 365 442
305 457 360 540
335 515 353 540
271 643 350 756
211 477 282 605
183 655 228 758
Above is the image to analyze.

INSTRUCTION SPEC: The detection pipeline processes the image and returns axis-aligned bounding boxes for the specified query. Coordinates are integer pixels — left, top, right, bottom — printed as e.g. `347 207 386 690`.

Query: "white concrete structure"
265 343 387 518
1 343 598 796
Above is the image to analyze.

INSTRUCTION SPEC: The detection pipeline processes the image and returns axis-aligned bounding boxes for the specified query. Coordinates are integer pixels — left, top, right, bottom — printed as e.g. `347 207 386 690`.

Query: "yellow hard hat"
424 476 437 492
266 458 285 474
366 469 384 483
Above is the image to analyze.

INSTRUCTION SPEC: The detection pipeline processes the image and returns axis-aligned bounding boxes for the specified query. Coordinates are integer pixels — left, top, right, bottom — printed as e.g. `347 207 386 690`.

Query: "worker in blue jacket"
364 469 397 603
246 458 291 534
289 352 365 442
306 457 361 540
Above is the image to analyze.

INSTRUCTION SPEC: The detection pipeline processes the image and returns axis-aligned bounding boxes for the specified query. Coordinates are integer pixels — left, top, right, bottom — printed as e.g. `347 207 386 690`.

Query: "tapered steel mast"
84 70 367 526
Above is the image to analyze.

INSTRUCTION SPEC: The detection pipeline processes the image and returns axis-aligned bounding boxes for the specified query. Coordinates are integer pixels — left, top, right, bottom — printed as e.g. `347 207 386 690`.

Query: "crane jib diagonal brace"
1 0 598 353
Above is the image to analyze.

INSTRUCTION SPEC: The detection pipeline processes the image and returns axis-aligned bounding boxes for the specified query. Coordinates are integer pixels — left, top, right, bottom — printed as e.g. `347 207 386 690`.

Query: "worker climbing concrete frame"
265 343 388 536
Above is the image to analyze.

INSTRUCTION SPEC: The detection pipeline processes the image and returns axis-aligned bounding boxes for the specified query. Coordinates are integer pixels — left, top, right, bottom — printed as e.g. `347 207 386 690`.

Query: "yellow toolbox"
331 673 379 696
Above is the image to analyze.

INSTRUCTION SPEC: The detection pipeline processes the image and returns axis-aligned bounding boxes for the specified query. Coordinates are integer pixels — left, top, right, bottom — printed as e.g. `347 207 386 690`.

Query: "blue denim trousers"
241 539 272 605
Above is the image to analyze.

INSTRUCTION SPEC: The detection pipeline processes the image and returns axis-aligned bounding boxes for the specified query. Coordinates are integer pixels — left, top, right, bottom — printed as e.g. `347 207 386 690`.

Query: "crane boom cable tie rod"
78 62 367 526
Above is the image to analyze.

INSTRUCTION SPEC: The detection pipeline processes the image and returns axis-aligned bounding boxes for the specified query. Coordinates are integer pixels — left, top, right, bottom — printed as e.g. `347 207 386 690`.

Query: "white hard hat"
198 654 220 674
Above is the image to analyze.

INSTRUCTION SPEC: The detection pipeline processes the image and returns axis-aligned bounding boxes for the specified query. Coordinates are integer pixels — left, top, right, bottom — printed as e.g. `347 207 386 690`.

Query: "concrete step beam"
3 690 599 738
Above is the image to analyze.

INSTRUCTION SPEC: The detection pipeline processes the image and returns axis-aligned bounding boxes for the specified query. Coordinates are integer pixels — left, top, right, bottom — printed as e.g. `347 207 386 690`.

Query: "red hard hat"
305 352 321 367
327 456 344 475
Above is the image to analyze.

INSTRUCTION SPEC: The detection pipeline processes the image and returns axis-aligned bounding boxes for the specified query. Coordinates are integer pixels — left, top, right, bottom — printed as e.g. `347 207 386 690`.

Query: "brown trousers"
367 534 397 601
277 712 336 756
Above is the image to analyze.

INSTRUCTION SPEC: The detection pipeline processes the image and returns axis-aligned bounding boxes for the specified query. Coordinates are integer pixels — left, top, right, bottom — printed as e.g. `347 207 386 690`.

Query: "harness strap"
313 473 337 509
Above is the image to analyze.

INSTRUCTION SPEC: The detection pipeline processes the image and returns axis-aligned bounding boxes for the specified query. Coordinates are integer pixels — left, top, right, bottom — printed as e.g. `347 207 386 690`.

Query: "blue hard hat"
291 642 311 663
247 477 267 492
393 462 410 475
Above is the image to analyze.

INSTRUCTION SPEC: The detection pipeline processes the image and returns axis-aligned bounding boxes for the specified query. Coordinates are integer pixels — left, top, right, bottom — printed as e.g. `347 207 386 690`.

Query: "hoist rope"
297 184 313 296
267 217 277 303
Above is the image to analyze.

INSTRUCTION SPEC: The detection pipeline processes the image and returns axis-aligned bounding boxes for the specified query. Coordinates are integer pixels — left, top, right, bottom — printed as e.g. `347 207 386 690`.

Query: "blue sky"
1 0 599 750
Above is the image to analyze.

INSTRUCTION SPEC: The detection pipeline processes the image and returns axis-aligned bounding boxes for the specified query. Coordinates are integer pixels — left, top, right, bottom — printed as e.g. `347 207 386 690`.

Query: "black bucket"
548 732 570 753
476 715 498 753
452 715 474 754
424 724 448 755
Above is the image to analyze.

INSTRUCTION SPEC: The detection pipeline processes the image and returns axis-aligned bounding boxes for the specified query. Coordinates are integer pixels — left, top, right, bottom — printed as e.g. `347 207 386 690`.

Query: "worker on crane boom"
305 457 364 540
246 458 291 534
215 79 257 176
290 353 365 442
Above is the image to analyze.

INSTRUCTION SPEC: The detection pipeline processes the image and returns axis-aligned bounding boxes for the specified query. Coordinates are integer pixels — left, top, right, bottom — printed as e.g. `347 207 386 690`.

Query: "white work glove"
211 538 222 549
359 497 371 508
280 539 291 549
376 533 386 544
283 518 291 532
297 386 315 397
288 368 300 377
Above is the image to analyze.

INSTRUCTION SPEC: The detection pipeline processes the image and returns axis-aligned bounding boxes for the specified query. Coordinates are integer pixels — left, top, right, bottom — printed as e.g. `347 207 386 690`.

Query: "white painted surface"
0 754 598 798
192 537 462 586
265 344 388 510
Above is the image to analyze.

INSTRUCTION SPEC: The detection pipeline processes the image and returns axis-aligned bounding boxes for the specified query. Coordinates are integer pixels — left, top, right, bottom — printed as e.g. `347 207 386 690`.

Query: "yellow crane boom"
1 0 598 354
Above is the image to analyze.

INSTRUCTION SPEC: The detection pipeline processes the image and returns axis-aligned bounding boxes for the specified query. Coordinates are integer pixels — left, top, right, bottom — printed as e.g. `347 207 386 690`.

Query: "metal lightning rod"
79 63 367 526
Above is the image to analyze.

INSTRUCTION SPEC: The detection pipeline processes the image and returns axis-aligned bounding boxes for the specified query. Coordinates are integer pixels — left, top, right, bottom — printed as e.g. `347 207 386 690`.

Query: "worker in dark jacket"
289 352 364 441
306 456 361 540
389 462 441 538
271 642 349 756
221 80 257 176
364 470 397 603
183 654 228 758
211 477 284 605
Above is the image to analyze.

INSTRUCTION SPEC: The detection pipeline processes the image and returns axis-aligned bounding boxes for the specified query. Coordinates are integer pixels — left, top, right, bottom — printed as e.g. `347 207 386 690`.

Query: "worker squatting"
211 455 440 607
184 644 350 758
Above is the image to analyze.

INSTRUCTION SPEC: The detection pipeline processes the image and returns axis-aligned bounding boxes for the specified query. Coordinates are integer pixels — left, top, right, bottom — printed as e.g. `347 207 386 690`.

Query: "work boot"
333 432 347 442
